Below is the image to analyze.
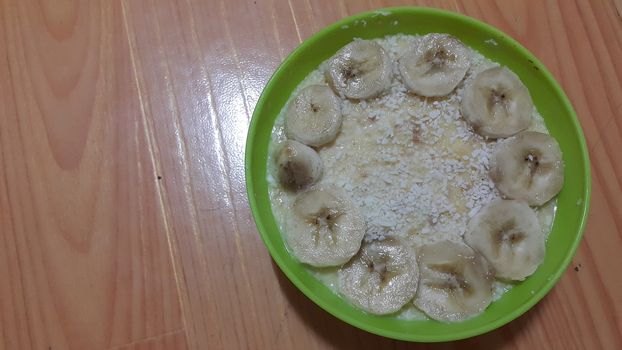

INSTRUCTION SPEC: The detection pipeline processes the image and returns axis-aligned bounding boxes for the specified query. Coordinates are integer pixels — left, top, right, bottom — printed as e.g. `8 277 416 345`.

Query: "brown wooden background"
1 0 621 349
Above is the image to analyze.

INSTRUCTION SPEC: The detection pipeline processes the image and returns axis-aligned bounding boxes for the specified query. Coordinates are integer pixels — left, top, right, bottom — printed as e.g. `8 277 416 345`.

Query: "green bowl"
245 7 591 342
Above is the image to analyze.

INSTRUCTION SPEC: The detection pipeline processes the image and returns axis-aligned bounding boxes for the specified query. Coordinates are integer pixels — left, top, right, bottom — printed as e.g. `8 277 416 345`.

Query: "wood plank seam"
120 1 192 349
107 329 185 350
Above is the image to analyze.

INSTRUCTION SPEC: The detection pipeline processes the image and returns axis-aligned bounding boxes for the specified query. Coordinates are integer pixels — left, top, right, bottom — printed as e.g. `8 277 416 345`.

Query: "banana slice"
285 85 342 147
325 40 392 99
465 199 545 281
275 140 323 190
338 238 419 315
285 188 365 267
414 240 494 322
461 67 533 138
490 131 564 206
398 33 470 97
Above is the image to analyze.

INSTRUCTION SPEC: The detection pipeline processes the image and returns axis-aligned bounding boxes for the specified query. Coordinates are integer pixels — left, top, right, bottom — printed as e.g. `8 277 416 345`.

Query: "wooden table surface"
1 0 621 349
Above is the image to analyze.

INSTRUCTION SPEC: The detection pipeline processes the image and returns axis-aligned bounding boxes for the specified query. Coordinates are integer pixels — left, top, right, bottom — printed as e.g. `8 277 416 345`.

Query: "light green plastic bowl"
245 7 591 342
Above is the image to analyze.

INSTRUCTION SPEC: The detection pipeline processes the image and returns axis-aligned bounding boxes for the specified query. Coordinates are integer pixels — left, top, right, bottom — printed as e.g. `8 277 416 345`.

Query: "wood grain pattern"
0 1 184 349
1 0 621 349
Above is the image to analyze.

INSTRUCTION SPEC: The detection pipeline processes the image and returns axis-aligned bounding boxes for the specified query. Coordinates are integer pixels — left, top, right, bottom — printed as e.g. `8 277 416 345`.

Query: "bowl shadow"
272 260 546 349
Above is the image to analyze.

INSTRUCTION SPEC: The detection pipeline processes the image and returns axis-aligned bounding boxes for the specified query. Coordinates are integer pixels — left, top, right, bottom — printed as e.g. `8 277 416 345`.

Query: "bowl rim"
245 6 591 342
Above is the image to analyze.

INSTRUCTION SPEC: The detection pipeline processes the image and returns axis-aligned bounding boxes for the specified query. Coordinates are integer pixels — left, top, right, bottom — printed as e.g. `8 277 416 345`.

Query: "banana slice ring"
461 67 533 138
465 199 545 281
275 140 323 190
414 240 494 322
325 40 392 100
399 33 470 97
490 131 564 206
285 188 365 267
338 238 419 315
285 85 342 147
